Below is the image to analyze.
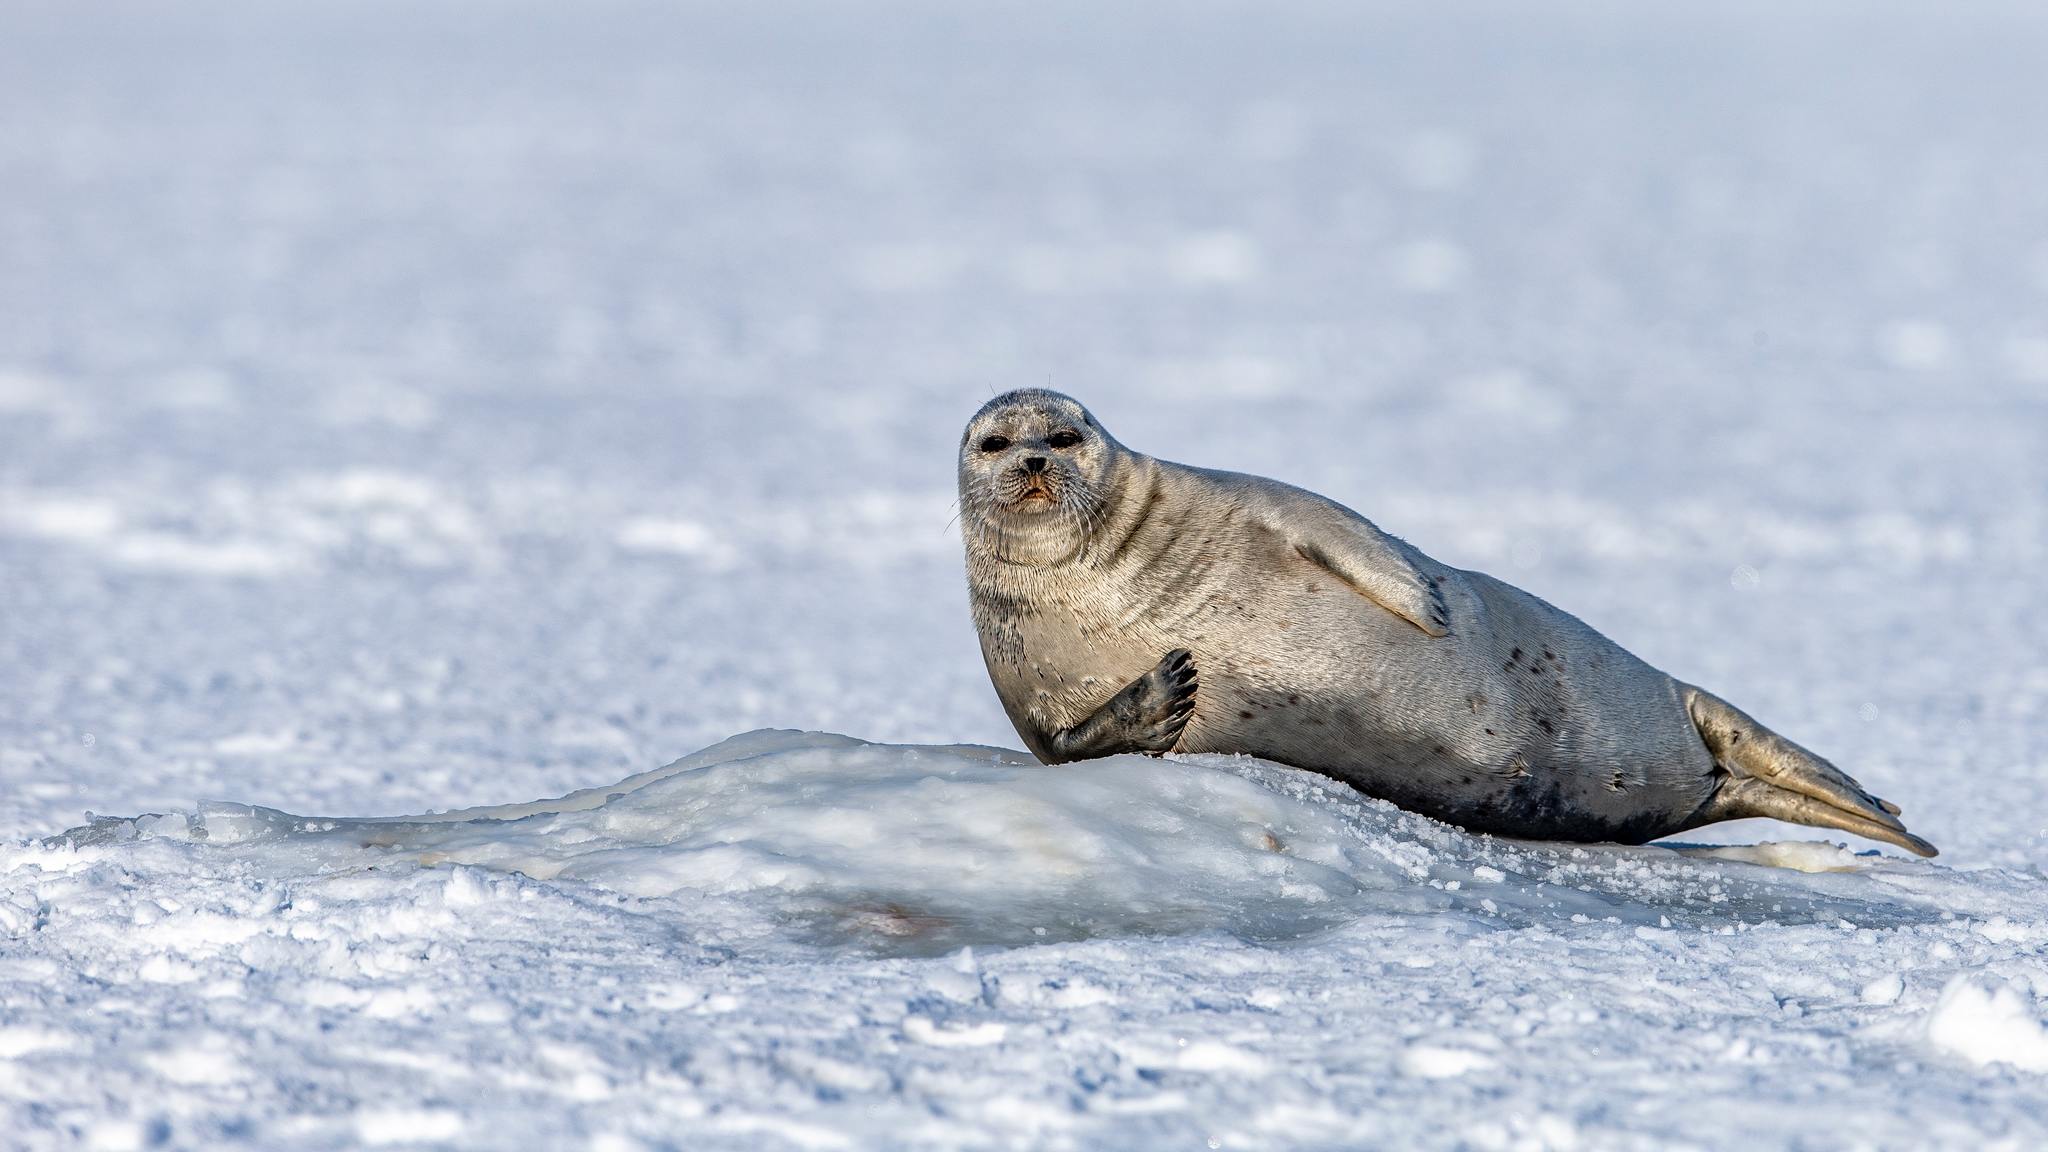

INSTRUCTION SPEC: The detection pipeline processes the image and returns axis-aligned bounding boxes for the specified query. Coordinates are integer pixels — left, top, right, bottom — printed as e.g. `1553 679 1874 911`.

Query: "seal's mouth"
987 459 1056 508
972 456 1094 528
995 467 1059 510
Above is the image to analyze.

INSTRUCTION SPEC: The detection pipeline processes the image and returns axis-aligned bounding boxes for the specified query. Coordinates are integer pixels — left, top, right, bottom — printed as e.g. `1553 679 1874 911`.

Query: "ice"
19 729 2046 1145
48 731 1999 959
7 0 2048 1145
1926 978 2048 1073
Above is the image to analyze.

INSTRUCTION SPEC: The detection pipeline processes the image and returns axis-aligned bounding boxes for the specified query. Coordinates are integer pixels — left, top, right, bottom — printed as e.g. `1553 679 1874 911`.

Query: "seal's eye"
978 435 1011 453
1047 429 1083 449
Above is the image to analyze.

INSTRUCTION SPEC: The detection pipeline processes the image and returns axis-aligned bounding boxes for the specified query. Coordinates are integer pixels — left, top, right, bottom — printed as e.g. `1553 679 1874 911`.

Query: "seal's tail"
1680 685 1938 858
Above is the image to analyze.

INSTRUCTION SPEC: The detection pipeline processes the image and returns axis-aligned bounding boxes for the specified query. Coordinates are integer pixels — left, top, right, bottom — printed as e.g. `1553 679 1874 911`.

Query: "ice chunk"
1927 977 2048 1072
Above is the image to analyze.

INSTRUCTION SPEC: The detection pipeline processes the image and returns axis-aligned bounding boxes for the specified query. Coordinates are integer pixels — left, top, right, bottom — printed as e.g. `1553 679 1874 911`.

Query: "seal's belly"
996 547 1718 844
1168 568 1719 844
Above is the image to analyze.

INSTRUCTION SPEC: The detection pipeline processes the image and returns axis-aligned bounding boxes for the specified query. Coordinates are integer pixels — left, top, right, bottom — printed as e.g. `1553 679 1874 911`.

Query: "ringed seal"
957 389 1936 857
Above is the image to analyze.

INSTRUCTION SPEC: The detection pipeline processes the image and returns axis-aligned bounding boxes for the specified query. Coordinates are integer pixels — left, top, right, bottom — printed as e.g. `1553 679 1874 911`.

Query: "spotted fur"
959 390 1935 856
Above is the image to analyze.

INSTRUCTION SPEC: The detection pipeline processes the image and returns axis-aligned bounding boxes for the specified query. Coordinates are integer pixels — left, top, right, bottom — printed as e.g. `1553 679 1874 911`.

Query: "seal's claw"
1036 647 1199 762
1133 648 1198 753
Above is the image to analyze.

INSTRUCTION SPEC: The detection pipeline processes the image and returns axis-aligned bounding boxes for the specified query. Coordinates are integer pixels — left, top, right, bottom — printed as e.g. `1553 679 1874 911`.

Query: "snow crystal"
1398 1045 1498 1079
1861 973 1906 1006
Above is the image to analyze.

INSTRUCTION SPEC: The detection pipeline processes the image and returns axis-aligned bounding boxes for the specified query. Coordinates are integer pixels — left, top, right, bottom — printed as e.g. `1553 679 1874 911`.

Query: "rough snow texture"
17 732 2048 1150
4 1 2048 1148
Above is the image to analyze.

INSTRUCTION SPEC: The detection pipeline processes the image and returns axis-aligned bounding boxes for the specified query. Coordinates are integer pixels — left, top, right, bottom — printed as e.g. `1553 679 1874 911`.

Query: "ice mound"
58 730 1957 955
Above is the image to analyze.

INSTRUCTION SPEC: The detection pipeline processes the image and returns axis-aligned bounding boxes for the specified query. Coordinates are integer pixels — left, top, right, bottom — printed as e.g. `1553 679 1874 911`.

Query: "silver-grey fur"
958 389 1936 857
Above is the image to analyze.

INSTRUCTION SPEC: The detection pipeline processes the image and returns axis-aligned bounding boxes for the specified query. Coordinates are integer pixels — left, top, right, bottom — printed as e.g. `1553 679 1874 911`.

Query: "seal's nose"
1023 456 1047 473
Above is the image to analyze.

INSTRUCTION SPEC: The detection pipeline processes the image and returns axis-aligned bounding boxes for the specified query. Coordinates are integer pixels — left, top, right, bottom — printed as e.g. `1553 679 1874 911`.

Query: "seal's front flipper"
1043 649 1198 763
1682 685 1938 857
1281 502 1451 637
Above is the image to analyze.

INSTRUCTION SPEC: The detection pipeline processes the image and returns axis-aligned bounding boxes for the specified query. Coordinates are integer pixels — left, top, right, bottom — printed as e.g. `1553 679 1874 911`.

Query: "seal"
957 389 1937 856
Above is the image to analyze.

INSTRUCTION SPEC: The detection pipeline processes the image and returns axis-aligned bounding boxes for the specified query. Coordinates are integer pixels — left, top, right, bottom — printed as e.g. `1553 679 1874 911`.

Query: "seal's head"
958 389 1125 564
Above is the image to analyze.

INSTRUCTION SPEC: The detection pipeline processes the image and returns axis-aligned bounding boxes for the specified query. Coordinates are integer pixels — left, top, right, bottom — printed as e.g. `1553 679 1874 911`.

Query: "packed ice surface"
6 0 2048 1147
15 732 2048 1150
52 730 1977 951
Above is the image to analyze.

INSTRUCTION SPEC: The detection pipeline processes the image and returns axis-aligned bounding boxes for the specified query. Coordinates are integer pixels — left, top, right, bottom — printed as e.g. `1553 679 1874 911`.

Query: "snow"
11 736 2048 1148
48 730 2003 952
5 0 2048 1147
1926 978 2048 1073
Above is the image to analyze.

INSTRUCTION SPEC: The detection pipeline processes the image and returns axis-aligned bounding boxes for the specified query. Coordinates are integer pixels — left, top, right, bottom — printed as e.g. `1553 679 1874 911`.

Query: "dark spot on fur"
1536 717 1554 734
1287 694 1300 705
1730 731 1742 744
1460 776 1473 785
1484 728 1495 736
1509 647 1523 663
1239 710 1254 720
1433 745 1448 756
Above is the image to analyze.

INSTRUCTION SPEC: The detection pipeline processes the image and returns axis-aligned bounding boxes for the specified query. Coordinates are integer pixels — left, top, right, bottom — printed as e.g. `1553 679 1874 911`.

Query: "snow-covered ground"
4 1 2048 1147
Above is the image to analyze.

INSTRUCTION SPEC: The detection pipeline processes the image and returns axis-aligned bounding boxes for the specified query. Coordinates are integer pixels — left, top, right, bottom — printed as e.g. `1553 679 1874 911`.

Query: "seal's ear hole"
1047 429 1083 449
978 435 1011 453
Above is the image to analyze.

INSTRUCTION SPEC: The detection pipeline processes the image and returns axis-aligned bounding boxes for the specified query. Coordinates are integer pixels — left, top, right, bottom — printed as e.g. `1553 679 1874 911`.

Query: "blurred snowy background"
4 1 2048 1148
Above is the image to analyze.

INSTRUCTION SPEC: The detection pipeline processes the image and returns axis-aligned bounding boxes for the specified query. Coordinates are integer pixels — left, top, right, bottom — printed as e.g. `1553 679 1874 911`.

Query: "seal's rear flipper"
1689 775 1938 857
1681 685 1938 858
